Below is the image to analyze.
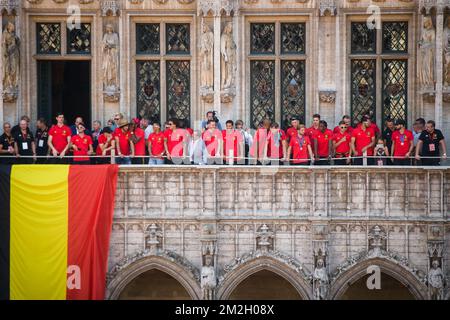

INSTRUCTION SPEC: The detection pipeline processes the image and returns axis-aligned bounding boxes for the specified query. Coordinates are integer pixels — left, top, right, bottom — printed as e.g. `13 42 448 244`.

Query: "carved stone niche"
256 224 274 252
101 0 120 17
145 223 163 254
319 91 336 104
368 225 387 257
0 0 19 14
319 0 337 17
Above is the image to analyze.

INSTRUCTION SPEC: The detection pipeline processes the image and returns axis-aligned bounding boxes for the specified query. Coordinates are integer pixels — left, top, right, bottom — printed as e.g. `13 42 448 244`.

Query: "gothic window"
351 60 376 124
281 23 305 54
136 24 160 54
136 61 161 122
249 20 307 129
167 61 191 124
350 20 409 128
37 23 61 54
135 21 191 126
351 22 376 54
251 60 275 128
382 22 408 53
251 23 275 54
67 23 91 54
382 60 407 122
166 24 190 54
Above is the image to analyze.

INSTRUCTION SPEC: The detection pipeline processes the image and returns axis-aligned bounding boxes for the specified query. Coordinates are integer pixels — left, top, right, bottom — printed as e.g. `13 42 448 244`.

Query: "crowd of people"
0 111 447 166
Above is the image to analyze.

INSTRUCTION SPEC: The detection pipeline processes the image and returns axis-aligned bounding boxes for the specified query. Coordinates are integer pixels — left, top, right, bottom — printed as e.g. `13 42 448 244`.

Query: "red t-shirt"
202 129 223 157
115 129 131 156
289 135 311 164
250 129 270 158
222 130 242 159
131 127 146 156
332 131 351 157
392 129 414 158
357 122 380 137
351 127 375 156
286 127 298 141
71 134 92 162
49 124 71 153
267 129 286 159
186 128 194 137
315 129 333 157
164 128 186 157
333 126 354 136
148 131 165 157
96 133 112 156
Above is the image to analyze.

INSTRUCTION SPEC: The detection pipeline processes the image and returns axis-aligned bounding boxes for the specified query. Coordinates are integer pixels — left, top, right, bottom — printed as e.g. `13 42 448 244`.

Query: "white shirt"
144 126 153 140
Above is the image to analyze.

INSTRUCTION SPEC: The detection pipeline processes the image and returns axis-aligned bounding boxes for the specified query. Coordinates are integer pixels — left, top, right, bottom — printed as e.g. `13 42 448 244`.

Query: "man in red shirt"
333 115 353 136
356 114 381 139
130 119 146 165
222 120 244 164
148 122 165 165
164 119 188 164
287 125 314 165
391 119 414 166
70 122 93 165
351 115 376 165
314 120 333 165
250 118 271 165
286 117 301 142
202 120 223 164
96 127 115 164
48 112 72 164
114 119 134 165
307 114 321 154
332 120 352 165
267 122 287 163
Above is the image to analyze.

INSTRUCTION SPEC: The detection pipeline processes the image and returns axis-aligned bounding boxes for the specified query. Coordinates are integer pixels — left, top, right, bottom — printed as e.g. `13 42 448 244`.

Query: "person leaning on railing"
415 120 447 166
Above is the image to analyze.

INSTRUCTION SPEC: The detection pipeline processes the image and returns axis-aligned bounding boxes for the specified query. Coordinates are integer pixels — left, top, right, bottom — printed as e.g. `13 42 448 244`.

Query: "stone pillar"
436 6 444 129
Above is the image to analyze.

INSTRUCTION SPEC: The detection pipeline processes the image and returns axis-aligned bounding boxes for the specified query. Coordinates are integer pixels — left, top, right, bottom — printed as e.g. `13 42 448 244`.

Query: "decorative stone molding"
319 91 336 104
152 0 168 4
0 0 19 14
128 0 144 4
144 223 163 254
256 224 274 252
177 0 195 4
101 0 120 17
419 0 448 14
26 0 43 4
368 225 387 257
79 0 94 4
319 0 337 17
198 0 238 17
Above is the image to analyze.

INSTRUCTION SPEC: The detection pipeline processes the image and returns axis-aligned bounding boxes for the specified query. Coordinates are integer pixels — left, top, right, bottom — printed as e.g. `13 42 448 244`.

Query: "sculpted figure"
102 24 120 91
2 22 20 100
418 16 435 87
201 255 216 300
221 22 236 89
313 258 329 300
200 23 214 89
428 260 444 300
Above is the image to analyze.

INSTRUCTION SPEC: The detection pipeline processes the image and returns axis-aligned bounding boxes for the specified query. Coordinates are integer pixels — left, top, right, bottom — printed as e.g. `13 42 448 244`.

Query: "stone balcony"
107 166 450 300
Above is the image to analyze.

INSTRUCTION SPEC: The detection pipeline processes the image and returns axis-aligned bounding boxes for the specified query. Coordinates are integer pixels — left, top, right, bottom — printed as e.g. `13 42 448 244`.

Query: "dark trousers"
315 158 330 166
132 157 146 165
334 158 349 165
48 157 69 164
353 158 375 166
394 158 411 166
421 158 440 166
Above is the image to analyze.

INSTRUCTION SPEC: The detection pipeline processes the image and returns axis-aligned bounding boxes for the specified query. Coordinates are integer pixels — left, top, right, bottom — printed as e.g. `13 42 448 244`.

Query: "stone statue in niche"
313 258 329 300
102 24 120 101
443 17 450 87
221 22 236 90
200 23 214 90
418 16 436 88
2 22 20 103
428 259 444 300
201 254 216 300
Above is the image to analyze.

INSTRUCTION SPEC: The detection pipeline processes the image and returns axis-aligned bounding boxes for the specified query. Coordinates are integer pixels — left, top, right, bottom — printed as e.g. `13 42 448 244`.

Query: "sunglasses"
114 118 120 121
340 126 347 129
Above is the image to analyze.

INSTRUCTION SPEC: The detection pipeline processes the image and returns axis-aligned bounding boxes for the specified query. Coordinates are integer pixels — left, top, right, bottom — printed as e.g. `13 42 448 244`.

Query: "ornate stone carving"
198 0 238 16
368 225 387 257
418 16 436 89
153 0 168 4
200 22 214 102
319 91 336 104
102 24 120 102
0 0 19 14
2 22 19 103
26 0 43 4
128 0 144 4
108 249 200 283
221 22 236 101
313 258 329 300
201 254 217 300
319 0 337 17
419 0 439 15
177 0 195 4
444 16 450 88
428 259 445 300
145 223 163 254
101 0 120 16
256 224 274 252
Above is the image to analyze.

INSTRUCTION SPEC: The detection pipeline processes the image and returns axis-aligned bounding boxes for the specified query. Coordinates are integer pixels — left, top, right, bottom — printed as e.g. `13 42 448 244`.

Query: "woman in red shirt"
287 125 314 165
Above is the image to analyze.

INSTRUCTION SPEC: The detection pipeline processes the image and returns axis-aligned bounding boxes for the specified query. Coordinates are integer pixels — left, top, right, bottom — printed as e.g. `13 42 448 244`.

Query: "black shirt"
14 130 34 156
419 129 444 157
382 128 394 151
0 133 14 155
35 127 49 156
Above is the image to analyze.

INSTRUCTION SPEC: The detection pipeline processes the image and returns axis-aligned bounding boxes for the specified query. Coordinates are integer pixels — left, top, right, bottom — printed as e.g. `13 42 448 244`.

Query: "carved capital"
101 0 120 17
0 0 19 14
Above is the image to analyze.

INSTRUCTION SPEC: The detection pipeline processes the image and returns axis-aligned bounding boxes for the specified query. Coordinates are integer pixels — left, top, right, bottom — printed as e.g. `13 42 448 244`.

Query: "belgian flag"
0 165 118 300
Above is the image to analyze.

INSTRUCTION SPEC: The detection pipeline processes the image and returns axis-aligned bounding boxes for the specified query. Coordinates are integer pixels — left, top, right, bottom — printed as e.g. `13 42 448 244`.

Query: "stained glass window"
67 23 91 54
250 23 275 54
281 60 306 128
382 22 408 53
166 24 190 54
167 61 191 125
281 23 306 54
137 61 161 123
382 60 407 123
351 60 376 125
250 60 275 128
37 23 61 54
351 22 376 54
136 24 160 54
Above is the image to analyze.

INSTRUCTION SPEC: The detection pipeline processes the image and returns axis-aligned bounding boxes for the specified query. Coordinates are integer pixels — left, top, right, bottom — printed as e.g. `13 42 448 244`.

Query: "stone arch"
107 251 201 300
329 257 428 300
217 252 313 300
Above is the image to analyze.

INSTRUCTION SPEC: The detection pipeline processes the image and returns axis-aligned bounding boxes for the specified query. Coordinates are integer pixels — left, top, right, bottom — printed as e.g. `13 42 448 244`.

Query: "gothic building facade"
0 0 449 299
